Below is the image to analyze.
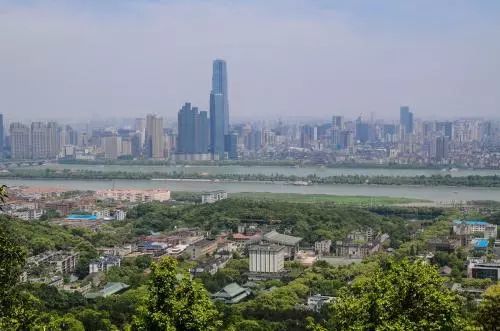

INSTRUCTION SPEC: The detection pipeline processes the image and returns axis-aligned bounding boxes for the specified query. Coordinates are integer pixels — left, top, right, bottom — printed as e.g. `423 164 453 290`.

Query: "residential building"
31 122 48 159
114 209 127 221
89 255 121 274
453 220 497 239
201 190 228 204
307 294 335 312
186 239 218 260
145 114 164 159
212 283 251 304
97 189 171 203
314 240 332 255
27 251 79 274
10 122 31 159
248 244 285 273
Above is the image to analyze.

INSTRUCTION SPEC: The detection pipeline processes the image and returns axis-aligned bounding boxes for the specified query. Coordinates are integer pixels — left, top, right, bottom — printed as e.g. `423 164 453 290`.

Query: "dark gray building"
177 102 209 154
399 106 414 136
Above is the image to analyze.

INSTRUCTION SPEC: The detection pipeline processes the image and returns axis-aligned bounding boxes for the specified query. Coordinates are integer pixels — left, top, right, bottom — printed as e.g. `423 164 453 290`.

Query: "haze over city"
1 0 500 121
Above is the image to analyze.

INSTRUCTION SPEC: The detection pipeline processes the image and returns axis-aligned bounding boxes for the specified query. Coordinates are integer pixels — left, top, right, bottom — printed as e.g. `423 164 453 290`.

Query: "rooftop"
248 244 286 253
473 239 490 249
453 219 489 226
66 214 97 221
263 230 302 246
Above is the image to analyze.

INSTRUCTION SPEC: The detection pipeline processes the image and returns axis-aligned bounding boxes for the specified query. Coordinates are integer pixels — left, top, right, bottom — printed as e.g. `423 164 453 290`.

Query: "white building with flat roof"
201 190 228 204
97 189 171 203
248 244 285 273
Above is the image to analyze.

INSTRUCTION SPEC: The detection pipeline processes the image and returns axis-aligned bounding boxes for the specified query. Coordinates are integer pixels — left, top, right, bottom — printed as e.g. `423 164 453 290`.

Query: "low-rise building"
307 294 335 312
212 283 251 304
27 250 79 274
453 220 497 239
201 190 228 204
427 238 461 253
186 239 218 260
314 240 332 255
467 259 500 281
89 255 122 274
97 189 171 203
114 209 127 221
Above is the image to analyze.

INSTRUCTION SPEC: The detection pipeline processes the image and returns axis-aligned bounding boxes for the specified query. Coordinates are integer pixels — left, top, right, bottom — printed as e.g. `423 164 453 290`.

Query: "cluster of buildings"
425 219 499 283
1 60 497 169
0 186 173 222
1 59 237 161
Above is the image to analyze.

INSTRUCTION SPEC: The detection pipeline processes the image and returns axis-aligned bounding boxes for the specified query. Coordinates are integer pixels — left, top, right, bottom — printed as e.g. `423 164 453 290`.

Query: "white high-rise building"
145 114 164 159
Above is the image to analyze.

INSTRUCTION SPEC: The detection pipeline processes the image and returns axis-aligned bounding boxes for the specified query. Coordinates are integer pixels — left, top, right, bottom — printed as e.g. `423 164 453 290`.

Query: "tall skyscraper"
210 59 229 157
10 122 31 159
31 122 48 159
46 121 59 158
145 114 164 159
435 136 449 162
400 106 414 136
177 102 209 155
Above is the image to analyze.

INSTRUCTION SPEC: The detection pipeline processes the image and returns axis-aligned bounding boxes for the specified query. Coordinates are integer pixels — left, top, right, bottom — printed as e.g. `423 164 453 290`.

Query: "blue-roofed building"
472 239 490 254
65 214 98 221
453 219 497 241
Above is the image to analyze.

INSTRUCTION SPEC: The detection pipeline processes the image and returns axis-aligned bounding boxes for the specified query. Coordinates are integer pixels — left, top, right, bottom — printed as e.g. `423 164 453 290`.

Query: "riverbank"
55 159 500 170
1 178 498 202
2 169 500 187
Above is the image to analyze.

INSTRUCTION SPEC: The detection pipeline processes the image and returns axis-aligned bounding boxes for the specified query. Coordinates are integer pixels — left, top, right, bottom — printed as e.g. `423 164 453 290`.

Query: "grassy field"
229 192 428 205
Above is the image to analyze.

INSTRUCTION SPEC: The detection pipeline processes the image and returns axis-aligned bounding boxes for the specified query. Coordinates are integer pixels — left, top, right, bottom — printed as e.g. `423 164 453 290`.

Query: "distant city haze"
1 0 500 121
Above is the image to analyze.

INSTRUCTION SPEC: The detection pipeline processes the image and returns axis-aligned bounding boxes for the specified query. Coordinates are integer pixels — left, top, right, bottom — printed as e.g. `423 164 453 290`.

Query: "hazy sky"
1 0 500 122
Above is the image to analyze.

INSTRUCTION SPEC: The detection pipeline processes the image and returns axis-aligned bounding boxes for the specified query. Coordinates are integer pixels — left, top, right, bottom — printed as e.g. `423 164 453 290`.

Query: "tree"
476 284 500 330
325 258 466 330
131 256 221 331
0 219 33 329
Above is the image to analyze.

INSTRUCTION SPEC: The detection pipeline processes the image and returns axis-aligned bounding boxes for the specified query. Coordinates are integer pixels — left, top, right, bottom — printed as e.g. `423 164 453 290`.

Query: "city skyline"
1 1 500 121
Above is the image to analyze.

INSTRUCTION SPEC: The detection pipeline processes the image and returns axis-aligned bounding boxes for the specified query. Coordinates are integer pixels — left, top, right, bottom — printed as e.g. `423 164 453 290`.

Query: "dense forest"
1 198 499 330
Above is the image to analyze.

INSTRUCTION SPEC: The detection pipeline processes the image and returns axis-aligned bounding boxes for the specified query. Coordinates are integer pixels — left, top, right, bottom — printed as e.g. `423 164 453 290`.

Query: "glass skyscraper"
400 106 414 136
210 59 229 157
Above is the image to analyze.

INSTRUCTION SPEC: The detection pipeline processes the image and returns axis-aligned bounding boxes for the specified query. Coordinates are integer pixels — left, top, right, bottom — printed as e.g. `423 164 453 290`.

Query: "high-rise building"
10 122 31 159
355 117 370 143
177 102 209 155
134 118 146 149
210 59 229 157
400 106 414 136
46 121 59 158
31 122 48 159
435 136 449 162
340 130 354 150
145 114 164 159
0 114 4 158
224 133 238 160
103 135 120 159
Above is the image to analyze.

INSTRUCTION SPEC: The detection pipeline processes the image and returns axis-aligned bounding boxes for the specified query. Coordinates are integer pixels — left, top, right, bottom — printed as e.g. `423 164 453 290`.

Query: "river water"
2 177 499 203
